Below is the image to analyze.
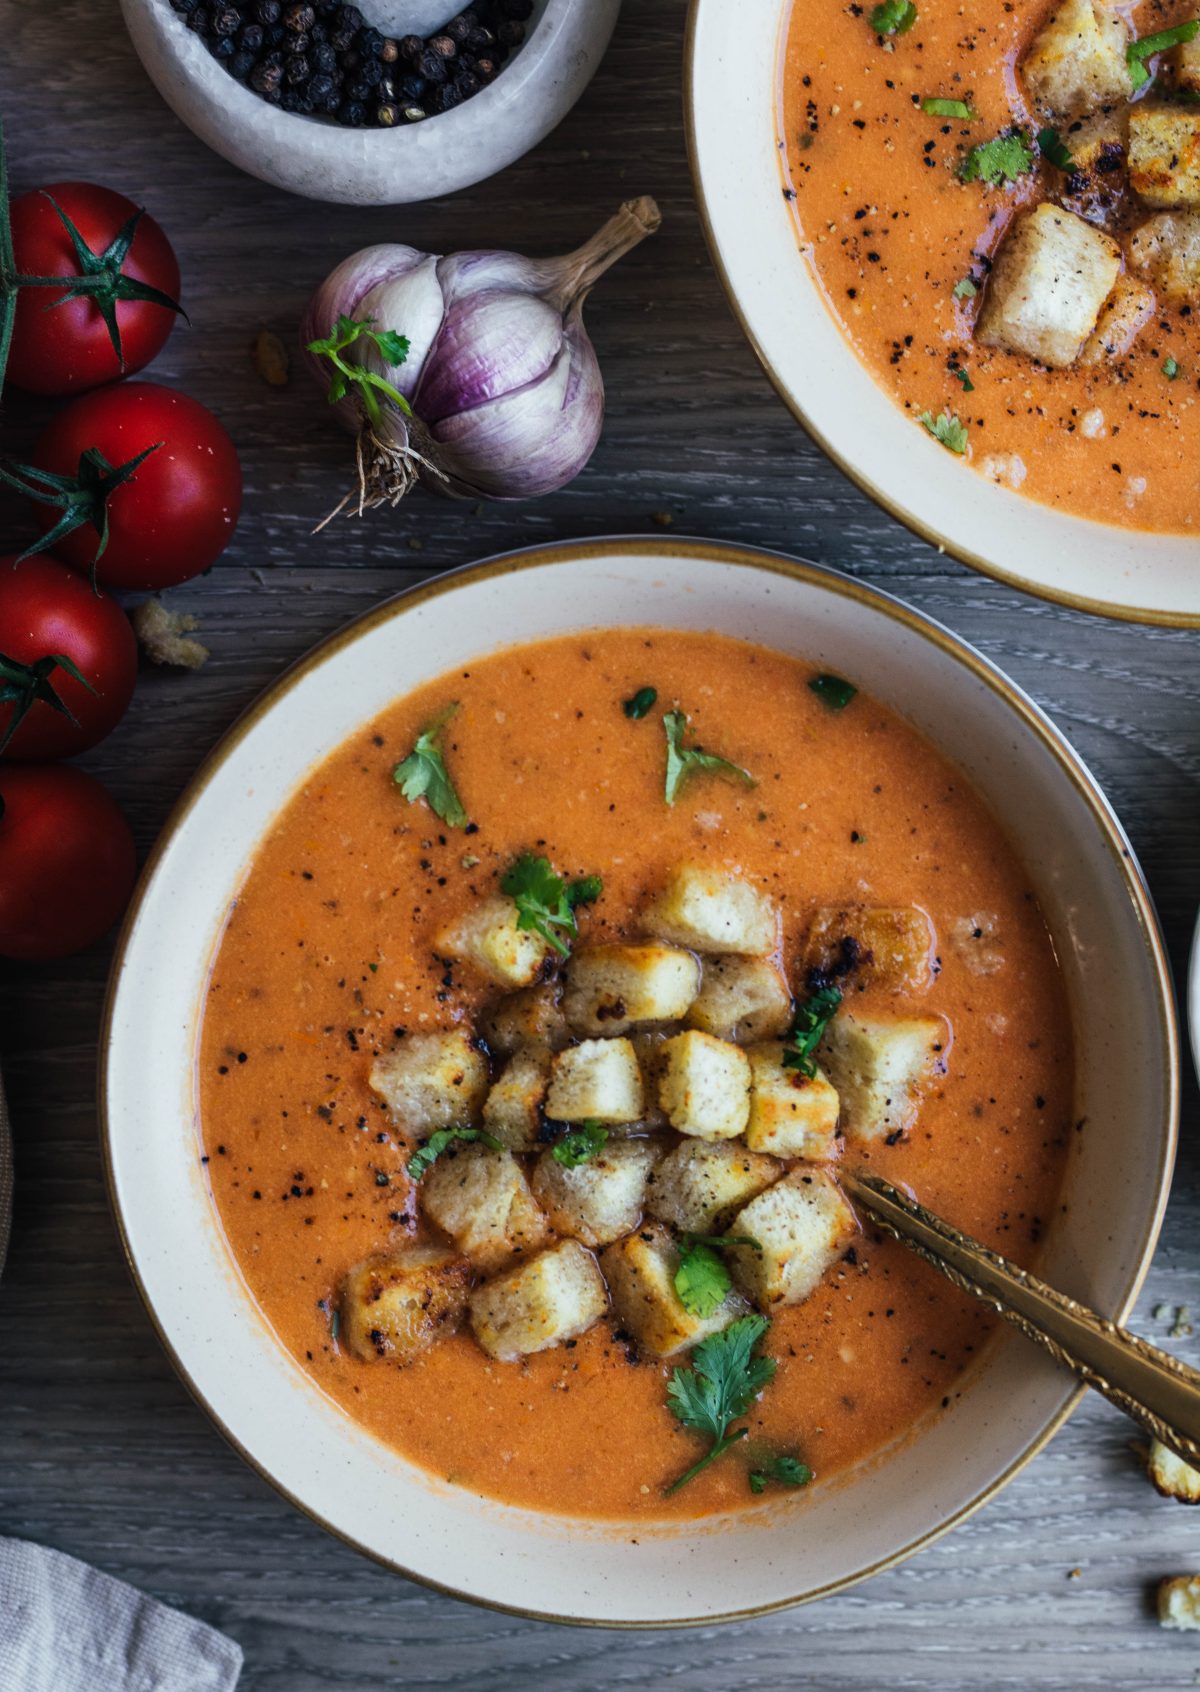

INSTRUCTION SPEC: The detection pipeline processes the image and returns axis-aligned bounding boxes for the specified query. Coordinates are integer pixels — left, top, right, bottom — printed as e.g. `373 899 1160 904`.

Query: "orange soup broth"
199 629 1073 1520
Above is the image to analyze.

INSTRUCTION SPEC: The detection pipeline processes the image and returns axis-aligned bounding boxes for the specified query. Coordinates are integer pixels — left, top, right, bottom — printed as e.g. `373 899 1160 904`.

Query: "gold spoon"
842 1169 1200 1468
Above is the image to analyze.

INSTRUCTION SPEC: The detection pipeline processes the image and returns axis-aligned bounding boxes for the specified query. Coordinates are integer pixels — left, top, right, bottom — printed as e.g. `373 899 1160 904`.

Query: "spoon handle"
841 1169 1200 1468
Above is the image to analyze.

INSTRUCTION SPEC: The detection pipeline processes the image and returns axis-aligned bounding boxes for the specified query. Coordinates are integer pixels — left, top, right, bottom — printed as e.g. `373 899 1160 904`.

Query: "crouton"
545 1038 645 1123
481 982 569 1056
1022 0 1133 117
1078 273 1157 364
1175 32 1200 94
421 1142 549 1272
1159 1575 1200 1630
1148 1439 1200 1503
975 203 1121 368
481 1047 550 1151
630 1030 671 1128
369 1030 488 1133
658 1030 752 1141
1061 109 1127 226
802 904 936 995
643 863 778 957
727 1170 858 1311
1130 209 1200 302
601 1222 749 1359
436 893 552 989
469 1239 608 1361
745 1043 841 1160
687 955 793 1043
818 1012 946 1143
1129 105 1200 207
340 1246 473 1364
563 943 700 1038
646 1138 783 1233
531 1136 661 1247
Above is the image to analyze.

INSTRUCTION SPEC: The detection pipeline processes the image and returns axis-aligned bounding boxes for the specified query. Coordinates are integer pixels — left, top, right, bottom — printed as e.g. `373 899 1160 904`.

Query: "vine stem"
664 1426 748 1497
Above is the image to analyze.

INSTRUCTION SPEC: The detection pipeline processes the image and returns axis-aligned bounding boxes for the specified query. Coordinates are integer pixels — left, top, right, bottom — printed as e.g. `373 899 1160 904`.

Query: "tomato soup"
198 629 1073 1520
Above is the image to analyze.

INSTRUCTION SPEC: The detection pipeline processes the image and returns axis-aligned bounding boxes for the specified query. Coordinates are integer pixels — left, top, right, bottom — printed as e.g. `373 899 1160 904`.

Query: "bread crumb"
132 598 209 670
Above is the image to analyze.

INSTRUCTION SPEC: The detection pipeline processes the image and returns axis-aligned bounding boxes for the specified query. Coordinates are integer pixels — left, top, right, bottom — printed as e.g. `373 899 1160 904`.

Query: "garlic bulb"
302 197 660 509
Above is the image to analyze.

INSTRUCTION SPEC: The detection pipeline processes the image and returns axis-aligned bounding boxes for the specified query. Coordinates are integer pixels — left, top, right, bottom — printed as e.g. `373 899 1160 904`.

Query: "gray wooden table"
1 1 1199 1685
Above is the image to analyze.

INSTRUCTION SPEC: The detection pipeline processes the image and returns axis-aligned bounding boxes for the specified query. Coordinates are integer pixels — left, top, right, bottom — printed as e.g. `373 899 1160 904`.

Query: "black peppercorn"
283 1 314 29
357 25 384 56
251 55 283 93
186 7 209 30
210 3 242 31
380 37 398 61
497 19 524 45
445 13 470 41
397 71 426 100
358 56 383 85
338 98 367 124
418 48 447 81
465 24 494 48
428 33 456 57
285 51 309 81
312 40 336 71
263 20 285 45
254 0 280 20
376 102 399 125
474 55 498 78
397 33 423 58
402 104 427 122
433 81 464 112
307 70 336 101
333 2 361 29
344 76 370 99
212 32 238 56
170 0 200 11
454 69 481 97
238 20 263 48
229 47 256 76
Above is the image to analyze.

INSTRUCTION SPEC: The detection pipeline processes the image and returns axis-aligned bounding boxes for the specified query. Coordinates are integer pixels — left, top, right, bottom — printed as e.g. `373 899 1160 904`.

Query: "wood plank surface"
1 0 1198 1685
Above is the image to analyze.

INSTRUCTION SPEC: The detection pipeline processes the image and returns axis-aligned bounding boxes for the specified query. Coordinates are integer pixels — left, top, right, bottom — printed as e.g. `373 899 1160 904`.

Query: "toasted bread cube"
1131 210 1200 302
1175 33 1200 94
1022 0 1132 116
727 1170 858 1311
745 1043 841 1160
630 1030 671 1128
340 1246 473 1365
976 204 1121 368
482 1047 550 1152
563 944 701 1038
644 864 778 957
646 1138 783 1233
818 1012 945 1143
1159 1575 1200 1630
436 893 552 989
531 1136 661 1247
1078 273 1157 364
369 1030 488 1132
802 904 936 995
1061 109 1127 226
1129 106 1200 207
545 1038 645 1124
1148 1439 1200 1503
687 955 793 1043
658 1030 752 1141
481 983 569 1056
421 1143 549 1272
469 1239 607 1361
600 1222 749 1359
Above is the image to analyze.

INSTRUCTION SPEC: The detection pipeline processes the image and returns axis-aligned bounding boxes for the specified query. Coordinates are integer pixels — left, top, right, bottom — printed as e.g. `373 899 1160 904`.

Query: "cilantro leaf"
953 365 974 392
623 686 658 719
1036 126 1074 171
749 1454 814 1494
809 673 857 711
501 853 601 957
551 1121 608 1167
674 1234 763 1319
407 1126 501 1180
919 409 969 453
665 1315 777 1494
1128 19 1199 89
393 704 469 829
953 276 978 300
782 985 843 1078
922 97 975 119
663 708 756 806
305 314 413 431
869 0 917 34
957 128 1034 186
1164 355 1181 379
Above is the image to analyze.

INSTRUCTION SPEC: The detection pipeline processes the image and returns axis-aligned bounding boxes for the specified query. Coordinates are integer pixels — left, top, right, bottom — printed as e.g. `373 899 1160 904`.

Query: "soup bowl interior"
102 539 1176 1624
685 2 1200 627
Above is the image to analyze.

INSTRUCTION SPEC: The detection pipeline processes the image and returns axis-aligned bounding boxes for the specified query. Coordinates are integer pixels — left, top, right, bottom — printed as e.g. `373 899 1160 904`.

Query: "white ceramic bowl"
121 0 621 204
686 4 1200 628
101 538 1178 1624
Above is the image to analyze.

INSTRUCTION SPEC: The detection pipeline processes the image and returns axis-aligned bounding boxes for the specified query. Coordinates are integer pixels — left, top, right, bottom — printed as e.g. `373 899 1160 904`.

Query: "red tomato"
0 764 136 960
0 554 138 760
26 382 242 591
7 182 182 396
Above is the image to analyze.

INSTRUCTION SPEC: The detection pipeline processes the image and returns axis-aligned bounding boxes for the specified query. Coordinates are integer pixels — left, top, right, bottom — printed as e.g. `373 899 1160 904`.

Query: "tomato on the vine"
6 182 183 396
8 382 242 591
0 764 136 960
0 554 137 759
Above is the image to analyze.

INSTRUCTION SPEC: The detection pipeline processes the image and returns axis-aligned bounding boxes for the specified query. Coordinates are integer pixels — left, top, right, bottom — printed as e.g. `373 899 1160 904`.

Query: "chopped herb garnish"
305 314 412 431
1036 126 1074 171
748 1454 814 1495
1128 19 1199 90
957 128 1034 186
782 985 843 1078
923 97 975 119
393 704 469 829
551 1121 608 1167
869 0 917 34
662 708 756 806
675 1235 762 1319
954 365 974 392
329 1308 341 1344
623 686 658 719
407 1126 501 1180
953 276 978 300
665 1315 777 1494
809 672 858 711
501 852 601 957
920 409 969 453
1164 355 1181 379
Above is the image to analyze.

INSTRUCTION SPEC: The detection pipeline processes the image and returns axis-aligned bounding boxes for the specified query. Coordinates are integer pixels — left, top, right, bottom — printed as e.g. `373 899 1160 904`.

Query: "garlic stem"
543 196 662 313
